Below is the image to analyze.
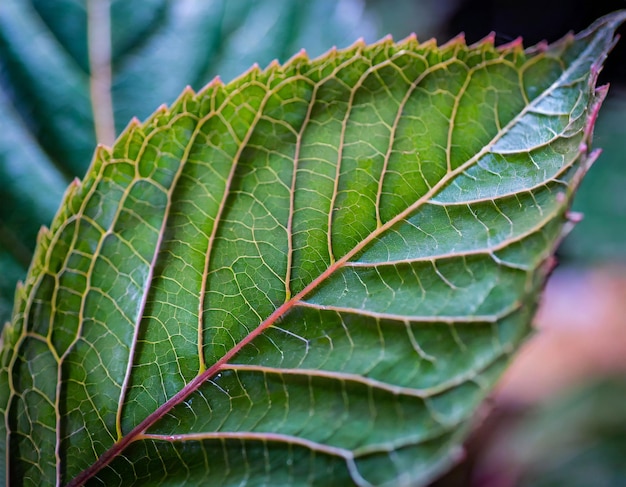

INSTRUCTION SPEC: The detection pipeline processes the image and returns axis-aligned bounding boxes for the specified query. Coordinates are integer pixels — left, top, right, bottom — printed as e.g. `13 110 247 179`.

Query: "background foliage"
0 0 624 485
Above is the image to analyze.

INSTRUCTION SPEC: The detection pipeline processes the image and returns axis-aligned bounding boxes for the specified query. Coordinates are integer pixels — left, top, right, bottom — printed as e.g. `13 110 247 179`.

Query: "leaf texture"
1 12 624 487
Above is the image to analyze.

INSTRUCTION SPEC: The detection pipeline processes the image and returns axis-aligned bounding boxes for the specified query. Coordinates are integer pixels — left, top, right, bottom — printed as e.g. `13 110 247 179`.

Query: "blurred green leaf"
0 0 376 326
1 11 624 487
484 377 626 487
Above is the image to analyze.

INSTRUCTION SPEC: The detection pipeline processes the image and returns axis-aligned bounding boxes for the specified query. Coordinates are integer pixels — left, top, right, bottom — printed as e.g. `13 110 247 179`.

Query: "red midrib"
66 257 344 486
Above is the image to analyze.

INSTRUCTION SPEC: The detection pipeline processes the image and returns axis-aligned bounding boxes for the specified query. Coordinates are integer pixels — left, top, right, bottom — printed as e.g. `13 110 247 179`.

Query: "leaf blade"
2 11 625 487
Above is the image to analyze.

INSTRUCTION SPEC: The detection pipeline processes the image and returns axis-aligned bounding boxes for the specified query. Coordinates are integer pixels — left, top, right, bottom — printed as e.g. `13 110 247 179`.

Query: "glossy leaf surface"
1 12 624 487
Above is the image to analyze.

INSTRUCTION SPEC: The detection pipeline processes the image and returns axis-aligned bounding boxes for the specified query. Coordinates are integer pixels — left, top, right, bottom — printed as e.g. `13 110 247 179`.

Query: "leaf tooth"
288 48 309 64
497 36 524 51
177 84 197 102
400 32 418 44
267 58 281 70
348 36 367 50
109 116 142 149
207 75 224 88
586 147 602 167
441 32 466 49
584 85 609 140
527 39 550 54
128 116 142 128
141 103 170 128
196 75 224 98
231 61 262 85
325 45 338 59
471 31 496 49
419 37 439 50
36 224 52 244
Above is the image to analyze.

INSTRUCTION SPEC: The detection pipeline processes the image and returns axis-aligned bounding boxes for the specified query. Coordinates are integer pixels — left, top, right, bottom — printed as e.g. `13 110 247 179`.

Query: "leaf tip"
575 9 626 42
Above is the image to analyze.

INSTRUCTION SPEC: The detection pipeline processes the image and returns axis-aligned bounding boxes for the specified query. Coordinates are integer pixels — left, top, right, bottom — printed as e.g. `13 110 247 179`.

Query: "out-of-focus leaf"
560 91 626 262
1 11 623 486
364 0 461 41
0 0 376 326
479 377 626 487
0 81 67 324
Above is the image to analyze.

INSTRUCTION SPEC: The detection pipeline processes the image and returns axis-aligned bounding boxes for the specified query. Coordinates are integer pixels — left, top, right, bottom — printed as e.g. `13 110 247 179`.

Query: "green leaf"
0 0 375 326
483 376 626 487
1 11 624 487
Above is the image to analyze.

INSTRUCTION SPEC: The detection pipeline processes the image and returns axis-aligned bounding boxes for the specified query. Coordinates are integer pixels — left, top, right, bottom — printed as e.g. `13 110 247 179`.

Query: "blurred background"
1 0 625 485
